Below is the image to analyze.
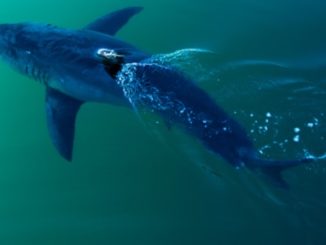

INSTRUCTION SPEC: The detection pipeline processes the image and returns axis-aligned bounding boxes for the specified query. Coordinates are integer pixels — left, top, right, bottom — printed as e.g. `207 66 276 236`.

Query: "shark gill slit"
24 63 48 84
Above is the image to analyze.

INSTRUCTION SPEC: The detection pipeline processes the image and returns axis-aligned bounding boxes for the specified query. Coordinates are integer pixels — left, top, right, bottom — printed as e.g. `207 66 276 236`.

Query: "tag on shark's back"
96 48 125 78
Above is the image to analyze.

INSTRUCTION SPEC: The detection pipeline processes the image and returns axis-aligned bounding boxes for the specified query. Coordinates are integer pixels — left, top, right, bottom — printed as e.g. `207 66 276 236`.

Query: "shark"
0 6 316 187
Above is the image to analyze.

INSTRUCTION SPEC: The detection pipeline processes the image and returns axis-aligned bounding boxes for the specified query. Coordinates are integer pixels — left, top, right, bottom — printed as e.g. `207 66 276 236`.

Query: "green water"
0 0 326 244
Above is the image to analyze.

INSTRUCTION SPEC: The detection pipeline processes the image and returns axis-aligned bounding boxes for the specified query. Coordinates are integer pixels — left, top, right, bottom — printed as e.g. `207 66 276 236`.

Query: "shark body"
0 7 314 187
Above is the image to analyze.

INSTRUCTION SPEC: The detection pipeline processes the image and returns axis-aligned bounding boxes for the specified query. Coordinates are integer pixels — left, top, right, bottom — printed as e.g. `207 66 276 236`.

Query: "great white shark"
0 7 317 187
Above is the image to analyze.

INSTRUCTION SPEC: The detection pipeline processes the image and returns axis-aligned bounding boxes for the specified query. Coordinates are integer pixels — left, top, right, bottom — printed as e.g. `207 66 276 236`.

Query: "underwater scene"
0 0 325 244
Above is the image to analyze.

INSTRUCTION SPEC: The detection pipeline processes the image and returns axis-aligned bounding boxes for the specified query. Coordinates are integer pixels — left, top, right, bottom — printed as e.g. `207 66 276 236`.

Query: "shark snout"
0 24 16 51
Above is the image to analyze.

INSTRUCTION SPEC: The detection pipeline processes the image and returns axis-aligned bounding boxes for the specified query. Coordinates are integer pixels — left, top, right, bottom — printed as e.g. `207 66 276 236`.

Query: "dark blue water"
0 1 325 244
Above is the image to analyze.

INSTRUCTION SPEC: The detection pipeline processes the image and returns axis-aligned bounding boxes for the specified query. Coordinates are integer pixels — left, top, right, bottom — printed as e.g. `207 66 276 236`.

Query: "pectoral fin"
45 88 83 161
85 6 143 36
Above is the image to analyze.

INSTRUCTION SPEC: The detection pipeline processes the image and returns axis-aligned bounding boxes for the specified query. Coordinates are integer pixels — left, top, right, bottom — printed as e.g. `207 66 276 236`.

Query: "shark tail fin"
250 157 314 188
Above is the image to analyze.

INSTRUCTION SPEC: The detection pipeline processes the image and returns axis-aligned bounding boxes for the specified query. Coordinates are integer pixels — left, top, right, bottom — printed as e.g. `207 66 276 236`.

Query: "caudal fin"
251 157 315 188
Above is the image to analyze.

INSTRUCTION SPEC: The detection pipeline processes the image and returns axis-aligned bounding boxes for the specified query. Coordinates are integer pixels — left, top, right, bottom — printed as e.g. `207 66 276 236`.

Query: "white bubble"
266 112 272 118
294 127 301 133
307 122 314 128
293 135 300 143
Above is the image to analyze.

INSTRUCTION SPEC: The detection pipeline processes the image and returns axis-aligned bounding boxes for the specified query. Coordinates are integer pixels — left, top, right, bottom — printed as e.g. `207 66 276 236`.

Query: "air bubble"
307 122 314 128
293 135 300 143
294 127 301 133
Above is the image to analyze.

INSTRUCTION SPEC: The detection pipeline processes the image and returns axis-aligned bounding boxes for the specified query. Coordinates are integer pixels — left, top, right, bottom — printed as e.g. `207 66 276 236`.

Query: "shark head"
0 23 53 83
0 24 16 48
0 23 23 62
0 14 148 87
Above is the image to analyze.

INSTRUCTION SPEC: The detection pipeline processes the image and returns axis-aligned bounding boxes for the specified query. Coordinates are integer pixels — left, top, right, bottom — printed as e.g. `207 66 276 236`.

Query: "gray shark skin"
0 7 314 187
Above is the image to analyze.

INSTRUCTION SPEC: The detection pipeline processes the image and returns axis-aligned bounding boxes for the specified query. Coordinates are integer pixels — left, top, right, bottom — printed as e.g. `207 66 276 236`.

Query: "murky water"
0 0 325 244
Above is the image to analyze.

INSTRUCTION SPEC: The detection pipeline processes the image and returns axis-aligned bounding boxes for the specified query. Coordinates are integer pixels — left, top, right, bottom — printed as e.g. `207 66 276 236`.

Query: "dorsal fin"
45 87 83 161
84 6 143 36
